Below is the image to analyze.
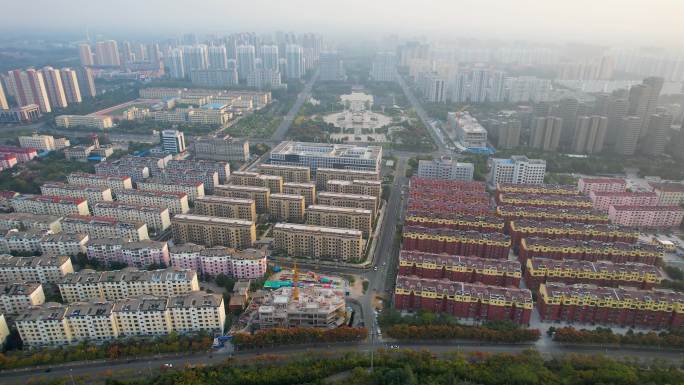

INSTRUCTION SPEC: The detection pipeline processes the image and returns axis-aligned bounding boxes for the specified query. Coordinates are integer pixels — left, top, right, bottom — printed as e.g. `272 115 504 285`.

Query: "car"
390 345 399 349
373 266 378 271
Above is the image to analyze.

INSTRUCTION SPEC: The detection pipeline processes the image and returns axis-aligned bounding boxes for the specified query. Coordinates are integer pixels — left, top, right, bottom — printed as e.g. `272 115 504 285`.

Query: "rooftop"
271 141 382 161
274 222 362 237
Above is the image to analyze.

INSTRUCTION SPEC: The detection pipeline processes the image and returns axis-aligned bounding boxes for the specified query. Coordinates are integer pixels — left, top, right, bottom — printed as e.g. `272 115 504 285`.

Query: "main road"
395 71 448 153
271 69 320 141
4 340 684 385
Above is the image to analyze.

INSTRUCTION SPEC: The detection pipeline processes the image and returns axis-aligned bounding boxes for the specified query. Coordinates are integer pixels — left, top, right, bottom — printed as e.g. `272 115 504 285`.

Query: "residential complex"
649 182 684 206
306 205 373 237
578 178 627 194
608 205 684 228
257 164 311 183
215 184 270 213
115 190 189 215
194 196 257 222
58 267 199 302
55 115 113 129
92 202 170 232
589 191 659 212
0 283 45 315
169 245 267 279
136 178 205 202
67 173 133 191
230 171 283 193
86 238 169 267
325 179 382 199
317 192 378 215
488 156 546 186
416 158 474 181
171 214 256 249
269 194 305 222
40 182 113 203
62 215 149 241
283 182 317 207
192 135 250 162
10 194 90 216
315 168 380 189
402 226 511 259
0 213 63 233
39 233 89 256
273 223 364 261
18 134 70 152
0 255 74 284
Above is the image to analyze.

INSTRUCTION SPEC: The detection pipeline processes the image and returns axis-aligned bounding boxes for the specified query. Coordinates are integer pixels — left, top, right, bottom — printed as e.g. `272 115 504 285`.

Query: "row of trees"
231 327 367 349
386 324 541 343
552 326 684 348
0 333 212 370
70 349 684 385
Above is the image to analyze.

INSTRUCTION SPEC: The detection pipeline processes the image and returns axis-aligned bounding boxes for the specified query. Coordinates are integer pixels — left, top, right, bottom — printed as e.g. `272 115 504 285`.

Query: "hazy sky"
3 0 684 48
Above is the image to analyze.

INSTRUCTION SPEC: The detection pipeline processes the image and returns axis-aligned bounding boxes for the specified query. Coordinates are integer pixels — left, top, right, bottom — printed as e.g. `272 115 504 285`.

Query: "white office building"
417 158 474 181
488 155 546 186
161 130 186 154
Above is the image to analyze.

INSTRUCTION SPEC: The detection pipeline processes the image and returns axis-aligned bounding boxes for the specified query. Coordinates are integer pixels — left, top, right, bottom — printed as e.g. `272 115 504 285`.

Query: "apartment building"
273 223 364 261
416 158 474 181
269 194 305 222
39 233 89 256
306 205 373 237
578 178 627 194
40 182 113 203
92 202 170 232
115 190 189 215
136 178 205 202
171 214 256 249
0 255 74 284
649 182 684 206
0 283 45 315
18 134 69 152
16 291 225 346
95 160 150 182
55 115 113 129
194 196 256 222
0 213 62 233
315 168 380 189
257 164 311 183
62 215 149 241
608 205 684 228
589 191 659 212
0 229 47 254
169 246 267 278
67 173 133 192
59 267 199 302
193 135 250 162
326 179 382 200
214 184 270 213
165 159 230 184
161 169 218 194
317 192 378 215
86 238 169 267
10 194 90 216
229 171 284 193
488 156 546 186
283 182 316 207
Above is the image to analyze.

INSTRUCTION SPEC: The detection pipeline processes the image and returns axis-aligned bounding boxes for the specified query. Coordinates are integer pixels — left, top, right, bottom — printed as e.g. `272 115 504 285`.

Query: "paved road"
5 340 684 385
395 72 448 153
271 70 319 141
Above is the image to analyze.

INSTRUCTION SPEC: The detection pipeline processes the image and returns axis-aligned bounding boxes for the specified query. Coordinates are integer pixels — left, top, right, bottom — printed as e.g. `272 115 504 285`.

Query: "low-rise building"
161 169 218 194
608 205 684 228
115 190 189 215
230 171 283 193
92 202 171 232
578 178 627 194
59 267 199 302
136 178 205 202
283 182 316 207
39 233 89 256
315 168 379 189
306 205 373 237
215 184 270 213
86 238 169 267
10 194 90 216
273 223 363 261
257 164 311 183
171 214 256 249
0 213 62 233
62 215 149 241
165 159 230 184
0 255 74 284
0 146 37 162
66 173 133 192
55 115 113 129
95 160 150 182
18 134 69 152
326 179 382 200
649 182 684 206
169 245 267 278
257 286 346 329
269 194 305 222
317 192 377 215
0 229 47 254
0 283 45 315
40 182 113 203
194 196 256 222
589 191 659 212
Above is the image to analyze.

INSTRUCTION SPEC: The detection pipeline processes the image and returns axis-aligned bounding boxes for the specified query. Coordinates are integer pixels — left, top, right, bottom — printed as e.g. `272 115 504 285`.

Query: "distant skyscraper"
556 98 579 147
207 45 228 70
594 90 628 147
78 44 94 66
642 76 664 135
59 68 82 104
167 48 185 79
9 69 51 113
40 67 68 109
420 73 446 103
469 68 489 103
615 116 642 155
259 45 280 72
120 41 134 64
370 52 396 82
285 44 304 80
75 66 96 98
629 77 664 137
95 40 121 67
642 111 672 156
236 45 256 82
161 130 186 154
0 80 9 110
497 119 521 149
146 43 161 63
449 72 467 103
131 43 146 62
319 52 346 82
489 70 505 102
572 115 607 154
182 45 208 72
531 116 562 151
